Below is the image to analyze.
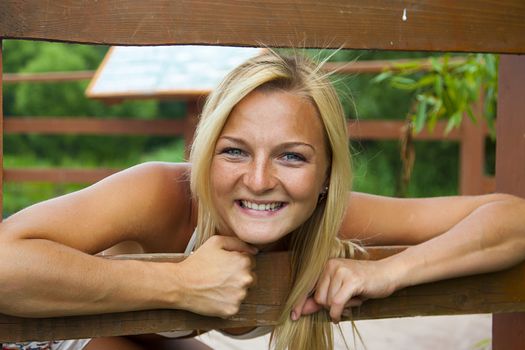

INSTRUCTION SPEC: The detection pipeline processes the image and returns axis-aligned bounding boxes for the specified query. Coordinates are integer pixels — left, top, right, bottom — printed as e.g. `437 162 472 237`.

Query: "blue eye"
282 152 306 162
222 147 246 158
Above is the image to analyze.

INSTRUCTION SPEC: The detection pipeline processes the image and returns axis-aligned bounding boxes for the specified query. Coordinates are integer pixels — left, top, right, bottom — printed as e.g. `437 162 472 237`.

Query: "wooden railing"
3 58 493 195
1 1 523 347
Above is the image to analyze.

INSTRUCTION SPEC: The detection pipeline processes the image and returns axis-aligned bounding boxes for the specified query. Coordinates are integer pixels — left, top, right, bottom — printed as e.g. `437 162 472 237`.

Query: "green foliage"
3 43 466 215
2 40 184 215
373 54 498 136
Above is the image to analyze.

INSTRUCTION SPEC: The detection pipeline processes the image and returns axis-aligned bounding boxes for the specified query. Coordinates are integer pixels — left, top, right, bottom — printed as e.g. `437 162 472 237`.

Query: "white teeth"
241 200 282 211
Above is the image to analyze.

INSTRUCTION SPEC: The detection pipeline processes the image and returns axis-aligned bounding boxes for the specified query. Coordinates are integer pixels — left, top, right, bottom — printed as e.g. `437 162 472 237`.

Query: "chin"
236 230 286 246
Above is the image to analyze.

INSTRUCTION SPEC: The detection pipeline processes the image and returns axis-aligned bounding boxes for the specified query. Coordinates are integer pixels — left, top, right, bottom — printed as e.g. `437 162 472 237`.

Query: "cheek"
210 161 239 199
284 170 323 203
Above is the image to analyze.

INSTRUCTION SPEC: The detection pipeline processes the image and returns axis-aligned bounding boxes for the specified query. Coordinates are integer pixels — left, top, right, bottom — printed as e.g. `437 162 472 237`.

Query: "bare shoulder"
88 161 195 250
1 162 194 254
341 191 516 245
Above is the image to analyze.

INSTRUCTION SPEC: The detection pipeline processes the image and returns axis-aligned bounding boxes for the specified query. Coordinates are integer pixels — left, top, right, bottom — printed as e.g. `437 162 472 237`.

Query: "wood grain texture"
1 248 525 342
3 71 94 83
1 1 524 53
4 168 119 183
4 118 186 136
459 95 486 195
492 55 525 350
0 42 3 217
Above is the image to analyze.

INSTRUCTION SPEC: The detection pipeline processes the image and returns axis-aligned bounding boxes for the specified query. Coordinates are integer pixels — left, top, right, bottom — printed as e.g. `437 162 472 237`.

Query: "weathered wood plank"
0 41 4 217
1 247 524 342
459 95 485 195
4 118 186 136
4 118 464 140
492 55 525 350
4 168 119 184
347 120 462 141
1 1 524 53
0 57 468 85
3 71 94 83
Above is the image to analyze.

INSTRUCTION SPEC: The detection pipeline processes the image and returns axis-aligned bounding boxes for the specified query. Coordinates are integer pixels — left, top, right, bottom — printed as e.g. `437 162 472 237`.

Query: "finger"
327 269 344 307
330 282 356 323
291 293 308 321
249 271 258 287
314 273 331 307
216 235 258 254
300 297 323 316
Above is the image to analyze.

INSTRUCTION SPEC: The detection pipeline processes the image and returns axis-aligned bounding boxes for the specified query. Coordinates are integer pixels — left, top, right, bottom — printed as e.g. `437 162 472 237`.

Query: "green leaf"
466 106 476 123
445 116 457 134
434 75 443 98
390 76 418 90
445 111 463 134
372 71 393 84
430 57 442 73
414 96 429 132
415 75 436 89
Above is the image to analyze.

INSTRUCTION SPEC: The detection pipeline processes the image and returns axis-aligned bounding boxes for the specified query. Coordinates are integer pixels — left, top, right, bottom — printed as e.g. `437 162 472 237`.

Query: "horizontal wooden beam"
4 118 186 136
3 71 94 83
324 57 466 75
1 57 468 86
5 118 464 140
1 247 524 342
1 119 469 184
0 1 524 53
347 120 462 141
4 168 119 184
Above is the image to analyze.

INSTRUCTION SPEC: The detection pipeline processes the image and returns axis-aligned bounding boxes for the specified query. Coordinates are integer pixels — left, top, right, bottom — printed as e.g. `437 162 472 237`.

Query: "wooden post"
492 55 525 350
459 94 486 195
0 40 4 220
183 99 202 159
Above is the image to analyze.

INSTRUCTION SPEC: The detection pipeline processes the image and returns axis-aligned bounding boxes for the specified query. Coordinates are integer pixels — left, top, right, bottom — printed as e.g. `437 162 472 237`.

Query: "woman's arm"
0 162 188 316
340 192 520 245
0 162 256 318
293 192 525 322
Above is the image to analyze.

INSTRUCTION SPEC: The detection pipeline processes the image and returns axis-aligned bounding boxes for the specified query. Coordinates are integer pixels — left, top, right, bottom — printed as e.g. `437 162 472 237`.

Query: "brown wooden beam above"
1 1 524 53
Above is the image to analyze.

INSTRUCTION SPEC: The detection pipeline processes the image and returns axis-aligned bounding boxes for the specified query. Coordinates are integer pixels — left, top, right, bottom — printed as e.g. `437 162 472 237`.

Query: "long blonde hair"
190 50 360 350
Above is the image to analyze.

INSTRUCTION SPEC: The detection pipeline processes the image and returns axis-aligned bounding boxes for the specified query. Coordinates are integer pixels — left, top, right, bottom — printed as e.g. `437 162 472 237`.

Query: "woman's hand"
292 258 399 323
174 235 258 318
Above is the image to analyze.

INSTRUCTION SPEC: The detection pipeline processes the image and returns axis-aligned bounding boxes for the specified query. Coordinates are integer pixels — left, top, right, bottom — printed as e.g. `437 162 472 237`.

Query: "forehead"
220 90 326 145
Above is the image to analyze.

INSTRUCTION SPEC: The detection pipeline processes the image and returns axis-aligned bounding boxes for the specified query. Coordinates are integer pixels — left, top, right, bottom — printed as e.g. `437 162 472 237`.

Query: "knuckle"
239 289 247 300
208 235 221 245
223 305 238 317
327 259 340 270
242 274 254 287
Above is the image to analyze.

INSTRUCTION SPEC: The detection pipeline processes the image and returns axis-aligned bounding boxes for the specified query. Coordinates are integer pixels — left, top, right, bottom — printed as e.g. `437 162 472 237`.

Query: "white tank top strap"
184 229 197 256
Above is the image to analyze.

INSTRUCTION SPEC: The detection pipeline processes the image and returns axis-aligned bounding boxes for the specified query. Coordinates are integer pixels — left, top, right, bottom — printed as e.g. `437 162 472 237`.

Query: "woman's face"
210 89 329 247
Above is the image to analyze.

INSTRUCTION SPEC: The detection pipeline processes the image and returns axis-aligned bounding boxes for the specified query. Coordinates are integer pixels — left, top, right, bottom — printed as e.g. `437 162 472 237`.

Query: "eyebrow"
218 136 316 152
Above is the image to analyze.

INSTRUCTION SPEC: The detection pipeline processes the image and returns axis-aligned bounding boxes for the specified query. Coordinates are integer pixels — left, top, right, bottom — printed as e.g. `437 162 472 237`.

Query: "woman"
1 51 524 350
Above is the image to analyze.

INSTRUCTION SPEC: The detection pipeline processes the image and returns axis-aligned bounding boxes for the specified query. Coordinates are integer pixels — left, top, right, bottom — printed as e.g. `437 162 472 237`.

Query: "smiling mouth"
238 200 286 212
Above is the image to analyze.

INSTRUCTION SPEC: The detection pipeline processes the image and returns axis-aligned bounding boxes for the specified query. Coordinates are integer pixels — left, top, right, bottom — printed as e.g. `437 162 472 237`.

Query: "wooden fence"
3 58 493 195
1 1 524 348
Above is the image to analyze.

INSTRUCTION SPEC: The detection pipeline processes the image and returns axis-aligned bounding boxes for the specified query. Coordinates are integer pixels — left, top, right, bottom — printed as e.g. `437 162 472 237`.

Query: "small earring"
319 186 329 201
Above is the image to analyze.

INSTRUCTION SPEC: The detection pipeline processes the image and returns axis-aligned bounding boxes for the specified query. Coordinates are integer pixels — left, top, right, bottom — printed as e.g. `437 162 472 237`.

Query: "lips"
238 200 286 211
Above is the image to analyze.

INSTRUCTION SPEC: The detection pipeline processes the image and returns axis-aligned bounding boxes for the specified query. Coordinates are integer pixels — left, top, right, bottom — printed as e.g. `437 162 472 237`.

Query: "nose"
242 157 277 194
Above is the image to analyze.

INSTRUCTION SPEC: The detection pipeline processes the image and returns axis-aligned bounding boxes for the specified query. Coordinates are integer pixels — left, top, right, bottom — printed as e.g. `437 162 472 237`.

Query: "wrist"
377 250 414 293
147 261 187 310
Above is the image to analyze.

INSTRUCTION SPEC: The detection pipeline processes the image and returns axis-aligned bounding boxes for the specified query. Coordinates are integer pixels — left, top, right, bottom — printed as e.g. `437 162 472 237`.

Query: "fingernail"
291 311 297 321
